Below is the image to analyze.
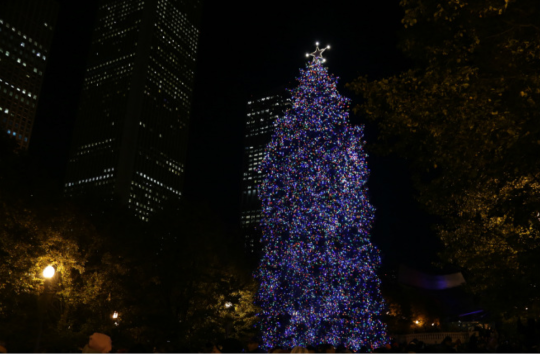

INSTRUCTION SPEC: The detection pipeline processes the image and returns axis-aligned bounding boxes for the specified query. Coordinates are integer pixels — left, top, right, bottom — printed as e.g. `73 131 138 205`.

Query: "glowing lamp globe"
43 266 55 279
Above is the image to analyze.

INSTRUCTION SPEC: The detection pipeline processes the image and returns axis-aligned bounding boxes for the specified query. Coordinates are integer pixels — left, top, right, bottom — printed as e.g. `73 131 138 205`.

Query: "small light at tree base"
43 266 55 279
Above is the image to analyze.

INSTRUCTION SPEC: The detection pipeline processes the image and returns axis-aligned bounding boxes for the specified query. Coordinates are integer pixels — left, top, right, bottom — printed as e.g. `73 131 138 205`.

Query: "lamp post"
112 311 120 327
224 302 234 338
34 265 55 352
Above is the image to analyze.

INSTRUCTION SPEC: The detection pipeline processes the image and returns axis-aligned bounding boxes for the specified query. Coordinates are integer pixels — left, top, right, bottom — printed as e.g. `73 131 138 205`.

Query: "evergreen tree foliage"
256 51 387 350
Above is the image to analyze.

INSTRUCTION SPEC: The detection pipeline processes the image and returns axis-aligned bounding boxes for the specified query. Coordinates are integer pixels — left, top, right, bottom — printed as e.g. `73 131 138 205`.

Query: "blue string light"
255 47 387 351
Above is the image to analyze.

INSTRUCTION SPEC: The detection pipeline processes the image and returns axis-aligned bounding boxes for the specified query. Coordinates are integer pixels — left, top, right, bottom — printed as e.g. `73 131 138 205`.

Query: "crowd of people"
209 332 537 353
1 329 537 353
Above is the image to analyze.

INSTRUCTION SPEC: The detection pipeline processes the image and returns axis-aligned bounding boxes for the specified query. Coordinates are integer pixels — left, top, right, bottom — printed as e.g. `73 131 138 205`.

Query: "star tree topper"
306 42 330 63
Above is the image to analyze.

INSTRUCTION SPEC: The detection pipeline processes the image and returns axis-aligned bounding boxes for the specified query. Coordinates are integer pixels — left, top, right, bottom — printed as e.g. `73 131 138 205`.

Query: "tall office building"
65 0 201 221
240 89 290 255
0 0 58 149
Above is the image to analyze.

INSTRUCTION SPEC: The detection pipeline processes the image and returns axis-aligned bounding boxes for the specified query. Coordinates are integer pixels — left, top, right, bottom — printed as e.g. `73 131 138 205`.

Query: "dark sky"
31 0 443 272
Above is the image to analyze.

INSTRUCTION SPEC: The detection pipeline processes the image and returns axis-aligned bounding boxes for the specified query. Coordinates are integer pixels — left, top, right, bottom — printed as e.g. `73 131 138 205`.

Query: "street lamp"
43 266 55 279
111 311 120 326
35 265 56 352
224 302 234 338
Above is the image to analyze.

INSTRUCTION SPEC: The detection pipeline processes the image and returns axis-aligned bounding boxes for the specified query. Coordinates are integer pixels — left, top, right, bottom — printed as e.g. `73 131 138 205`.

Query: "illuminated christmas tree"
256 44 387 350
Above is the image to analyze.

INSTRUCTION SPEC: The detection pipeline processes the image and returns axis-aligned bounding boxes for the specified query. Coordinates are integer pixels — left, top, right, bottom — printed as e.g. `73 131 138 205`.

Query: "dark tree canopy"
349 0 540 319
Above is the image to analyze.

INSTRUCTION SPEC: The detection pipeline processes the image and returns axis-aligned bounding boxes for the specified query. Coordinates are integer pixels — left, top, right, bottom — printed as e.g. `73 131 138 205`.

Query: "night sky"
31 0 442 272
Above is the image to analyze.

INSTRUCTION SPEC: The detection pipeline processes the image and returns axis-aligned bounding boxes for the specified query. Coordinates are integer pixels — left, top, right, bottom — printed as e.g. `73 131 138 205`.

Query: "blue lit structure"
256 45 387 350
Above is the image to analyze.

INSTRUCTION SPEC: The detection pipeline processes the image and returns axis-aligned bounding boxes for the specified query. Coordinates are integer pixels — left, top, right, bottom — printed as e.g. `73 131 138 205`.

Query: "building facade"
0 0 58 148
240 89 290 256
65 0 201 221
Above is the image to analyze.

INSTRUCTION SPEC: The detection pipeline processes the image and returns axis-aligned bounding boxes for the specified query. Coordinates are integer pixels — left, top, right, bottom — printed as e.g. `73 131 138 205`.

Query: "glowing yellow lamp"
43 266 55 279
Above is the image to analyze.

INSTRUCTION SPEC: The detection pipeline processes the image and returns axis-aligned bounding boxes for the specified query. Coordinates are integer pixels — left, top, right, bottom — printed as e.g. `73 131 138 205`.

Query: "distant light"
112 311 119 319
315 41 319 45
306 53 309 57
432 323 435 326
225 302 232 308
415 320 420 324
43 266 55 279
327 45 330 49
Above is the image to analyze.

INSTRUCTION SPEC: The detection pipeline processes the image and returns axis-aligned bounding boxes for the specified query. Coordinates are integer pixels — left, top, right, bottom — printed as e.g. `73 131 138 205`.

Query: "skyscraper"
0 0 59 149
240 89 290 256
65 0 201 221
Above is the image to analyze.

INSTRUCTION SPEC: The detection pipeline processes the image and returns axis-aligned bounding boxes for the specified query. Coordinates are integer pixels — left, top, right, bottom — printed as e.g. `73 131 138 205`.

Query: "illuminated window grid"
64 0 201 221
240 92 291 254
0 1 58 148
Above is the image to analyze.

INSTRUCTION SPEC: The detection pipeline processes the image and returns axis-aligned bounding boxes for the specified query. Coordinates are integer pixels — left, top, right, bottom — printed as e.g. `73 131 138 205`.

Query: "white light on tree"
43 266 55 279
225 302 232 308
112 311 119 319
